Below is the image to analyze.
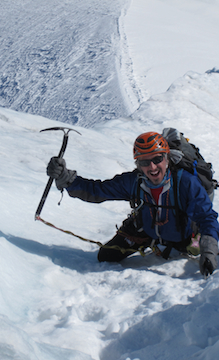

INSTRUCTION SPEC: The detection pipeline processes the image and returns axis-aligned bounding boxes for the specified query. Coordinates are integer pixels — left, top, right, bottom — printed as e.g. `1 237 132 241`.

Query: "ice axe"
35 126 81 220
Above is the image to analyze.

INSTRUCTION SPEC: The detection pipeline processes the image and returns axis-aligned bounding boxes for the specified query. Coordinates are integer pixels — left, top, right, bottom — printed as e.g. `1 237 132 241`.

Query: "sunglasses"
138 154 164 167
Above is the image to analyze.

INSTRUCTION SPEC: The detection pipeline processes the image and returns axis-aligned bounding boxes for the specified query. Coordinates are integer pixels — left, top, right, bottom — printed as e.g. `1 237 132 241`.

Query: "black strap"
162 244 173 259
171 166 181 232
169 163 188 243
143 202 175 209
161 236 191 259
136 176 143 207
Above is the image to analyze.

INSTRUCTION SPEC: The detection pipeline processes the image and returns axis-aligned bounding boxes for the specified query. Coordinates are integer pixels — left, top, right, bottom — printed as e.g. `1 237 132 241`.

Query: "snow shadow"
99 284 219 360
0 230 199 277
0 230 100 273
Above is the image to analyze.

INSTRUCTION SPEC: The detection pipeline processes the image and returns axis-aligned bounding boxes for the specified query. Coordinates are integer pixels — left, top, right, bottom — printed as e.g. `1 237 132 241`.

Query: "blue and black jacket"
66 169 219 245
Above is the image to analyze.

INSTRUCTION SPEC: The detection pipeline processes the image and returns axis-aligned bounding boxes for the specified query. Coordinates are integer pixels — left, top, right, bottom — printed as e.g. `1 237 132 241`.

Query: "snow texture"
1 0 219 359
0 0 130 126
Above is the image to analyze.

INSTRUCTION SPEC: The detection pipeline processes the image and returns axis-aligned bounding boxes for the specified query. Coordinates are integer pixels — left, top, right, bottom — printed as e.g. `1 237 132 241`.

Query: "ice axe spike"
35 127 81 220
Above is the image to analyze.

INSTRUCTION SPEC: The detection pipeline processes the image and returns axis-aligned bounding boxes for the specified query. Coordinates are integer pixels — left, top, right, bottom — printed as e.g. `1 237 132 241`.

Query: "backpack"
163 128 217 201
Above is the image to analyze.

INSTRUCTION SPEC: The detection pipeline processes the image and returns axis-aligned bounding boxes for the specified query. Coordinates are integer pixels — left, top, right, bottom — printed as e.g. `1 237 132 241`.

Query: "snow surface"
0 0 130 126
1 1 219 360
120 0 219 111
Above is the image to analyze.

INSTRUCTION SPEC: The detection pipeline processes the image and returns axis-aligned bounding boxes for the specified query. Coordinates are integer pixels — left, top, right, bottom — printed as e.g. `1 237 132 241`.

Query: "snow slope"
0 0 130 126
1 68 219 360
1 0 219 359
119 0 219 111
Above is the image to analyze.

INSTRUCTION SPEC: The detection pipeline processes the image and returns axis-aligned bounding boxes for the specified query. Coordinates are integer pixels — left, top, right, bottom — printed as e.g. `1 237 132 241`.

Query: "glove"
47 157 77 190
199 235 218 276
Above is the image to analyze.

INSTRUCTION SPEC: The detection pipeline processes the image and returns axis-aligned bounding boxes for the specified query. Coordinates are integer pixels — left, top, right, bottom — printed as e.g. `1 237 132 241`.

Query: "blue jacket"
66 169 219 244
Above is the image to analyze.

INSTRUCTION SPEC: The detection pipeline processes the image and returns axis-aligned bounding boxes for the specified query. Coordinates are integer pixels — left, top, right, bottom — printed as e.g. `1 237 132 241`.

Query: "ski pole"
35 127 81 220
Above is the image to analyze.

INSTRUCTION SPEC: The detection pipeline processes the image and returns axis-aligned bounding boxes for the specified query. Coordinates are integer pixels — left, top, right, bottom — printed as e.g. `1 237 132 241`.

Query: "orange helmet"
133 132 170 159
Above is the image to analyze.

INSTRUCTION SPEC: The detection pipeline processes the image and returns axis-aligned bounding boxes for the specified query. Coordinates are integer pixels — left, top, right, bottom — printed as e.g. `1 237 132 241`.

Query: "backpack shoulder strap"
169 167 183 212
169 166 188 241
161 166 189 259
130 172 143 209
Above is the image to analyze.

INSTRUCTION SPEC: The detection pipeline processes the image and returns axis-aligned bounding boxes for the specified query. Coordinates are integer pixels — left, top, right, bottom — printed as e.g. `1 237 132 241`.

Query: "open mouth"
150 170 160 177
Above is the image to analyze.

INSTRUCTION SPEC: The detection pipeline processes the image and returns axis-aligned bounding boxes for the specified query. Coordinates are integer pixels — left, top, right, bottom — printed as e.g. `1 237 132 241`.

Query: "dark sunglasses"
138 154 164 167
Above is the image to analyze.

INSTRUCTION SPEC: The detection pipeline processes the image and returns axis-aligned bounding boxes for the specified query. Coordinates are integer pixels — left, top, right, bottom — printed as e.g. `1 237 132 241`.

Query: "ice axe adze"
35 126 81 220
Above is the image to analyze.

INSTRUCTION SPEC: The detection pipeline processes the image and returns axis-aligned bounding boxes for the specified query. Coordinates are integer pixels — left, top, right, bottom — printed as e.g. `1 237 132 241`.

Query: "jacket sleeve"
179 171 219 241
65 170 138 203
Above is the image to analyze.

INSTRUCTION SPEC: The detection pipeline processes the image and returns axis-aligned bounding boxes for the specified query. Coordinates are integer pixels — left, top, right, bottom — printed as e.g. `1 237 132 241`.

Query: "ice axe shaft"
35 127 81 220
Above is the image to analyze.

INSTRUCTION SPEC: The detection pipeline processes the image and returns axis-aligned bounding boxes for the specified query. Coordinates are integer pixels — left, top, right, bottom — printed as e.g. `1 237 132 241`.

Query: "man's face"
138 153 168 185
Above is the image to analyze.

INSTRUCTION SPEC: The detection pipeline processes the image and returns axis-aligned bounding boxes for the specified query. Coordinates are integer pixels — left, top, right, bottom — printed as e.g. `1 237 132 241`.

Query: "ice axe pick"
35 127 81 220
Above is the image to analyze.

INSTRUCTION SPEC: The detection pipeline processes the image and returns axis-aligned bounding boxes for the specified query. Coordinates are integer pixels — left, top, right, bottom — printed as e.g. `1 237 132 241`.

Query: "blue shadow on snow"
0 230 101 273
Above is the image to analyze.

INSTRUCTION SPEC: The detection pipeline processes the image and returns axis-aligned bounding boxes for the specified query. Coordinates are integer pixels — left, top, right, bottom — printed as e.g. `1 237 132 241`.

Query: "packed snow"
1 1 219 360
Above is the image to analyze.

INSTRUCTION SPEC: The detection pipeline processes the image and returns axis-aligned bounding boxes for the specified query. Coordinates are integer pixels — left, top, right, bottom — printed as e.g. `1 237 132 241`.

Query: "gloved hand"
47 157 77 190
199 235 218 276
